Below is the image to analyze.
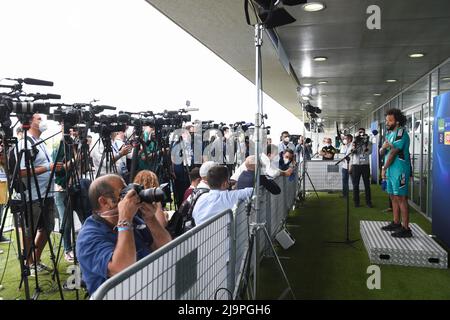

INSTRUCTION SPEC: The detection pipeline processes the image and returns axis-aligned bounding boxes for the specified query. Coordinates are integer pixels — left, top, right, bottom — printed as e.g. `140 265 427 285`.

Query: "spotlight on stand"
249 0 307 28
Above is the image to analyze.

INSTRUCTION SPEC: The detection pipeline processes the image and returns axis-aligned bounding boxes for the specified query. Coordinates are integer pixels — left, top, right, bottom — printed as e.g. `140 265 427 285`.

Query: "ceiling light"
302 2 326 12
300 86 312 96
409 53 425 58
313 56 328 62
302 83 312 87
318 80 328 84
441 77 450 81
373 93 382 96
386 79 397 83
366 102 372 105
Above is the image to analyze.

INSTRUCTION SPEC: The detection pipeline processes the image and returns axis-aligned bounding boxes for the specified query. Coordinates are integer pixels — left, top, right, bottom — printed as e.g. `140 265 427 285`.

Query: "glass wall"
366 58 450 220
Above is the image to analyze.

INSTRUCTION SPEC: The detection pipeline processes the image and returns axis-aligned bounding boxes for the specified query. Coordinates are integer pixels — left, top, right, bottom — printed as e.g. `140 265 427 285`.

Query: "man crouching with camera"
76 174 172 295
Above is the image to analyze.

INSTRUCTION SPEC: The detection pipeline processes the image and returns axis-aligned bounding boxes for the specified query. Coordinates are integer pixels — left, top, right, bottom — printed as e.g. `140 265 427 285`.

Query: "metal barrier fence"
91 210 234 300
92 170 298 300
303 160 365 191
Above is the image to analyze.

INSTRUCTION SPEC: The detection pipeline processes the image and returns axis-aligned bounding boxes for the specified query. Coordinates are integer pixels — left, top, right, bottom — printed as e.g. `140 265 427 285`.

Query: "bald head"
245 155 256 171
89 174 125 211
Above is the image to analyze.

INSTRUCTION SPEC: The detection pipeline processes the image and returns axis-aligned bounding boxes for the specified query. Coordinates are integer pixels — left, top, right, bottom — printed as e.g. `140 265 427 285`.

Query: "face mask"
359 132 364 137
38 121 48 133
343 139 348 145
283 158 290 165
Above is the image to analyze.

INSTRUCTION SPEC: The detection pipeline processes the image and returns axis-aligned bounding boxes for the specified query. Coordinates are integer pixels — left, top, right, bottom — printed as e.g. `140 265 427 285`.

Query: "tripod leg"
260 226 296 299
306 171 320 199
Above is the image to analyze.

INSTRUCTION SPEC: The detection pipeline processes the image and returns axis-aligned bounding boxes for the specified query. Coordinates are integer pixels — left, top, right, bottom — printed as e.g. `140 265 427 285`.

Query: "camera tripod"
1 116 64 300
94 130 120 178
296 148 319 205
49 125 92 300
236 196 295 300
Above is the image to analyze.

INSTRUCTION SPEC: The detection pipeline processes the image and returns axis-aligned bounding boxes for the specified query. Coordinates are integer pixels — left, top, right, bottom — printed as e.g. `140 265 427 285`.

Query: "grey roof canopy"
145 0 450 129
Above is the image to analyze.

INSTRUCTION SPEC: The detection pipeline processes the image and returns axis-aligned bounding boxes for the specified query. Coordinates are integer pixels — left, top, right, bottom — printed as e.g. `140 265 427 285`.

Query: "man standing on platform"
380 108 412 238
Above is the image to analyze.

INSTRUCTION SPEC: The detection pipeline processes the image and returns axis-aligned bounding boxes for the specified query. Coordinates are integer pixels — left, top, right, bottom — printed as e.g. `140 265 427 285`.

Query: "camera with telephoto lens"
120 183 166 203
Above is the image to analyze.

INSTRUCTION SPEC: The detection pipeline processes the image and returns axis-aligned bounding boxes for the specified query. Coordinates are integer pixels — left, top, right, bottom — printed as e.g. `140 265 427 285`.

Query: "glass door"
412 108 422 207
405 113 414 200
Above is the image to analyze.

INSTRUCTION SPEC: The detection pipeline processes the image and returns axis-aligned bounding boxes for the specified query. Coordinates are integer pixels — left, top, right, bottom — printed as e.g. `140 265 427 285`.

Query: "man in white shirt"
192 166 253 226
196 161 218 190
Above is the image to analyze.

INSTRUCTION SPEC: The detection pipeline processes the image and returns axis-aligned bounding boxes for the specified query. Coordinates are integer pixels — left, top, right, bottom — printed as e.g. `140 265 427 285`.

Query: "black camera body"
120 183 166 203
353 133 370 153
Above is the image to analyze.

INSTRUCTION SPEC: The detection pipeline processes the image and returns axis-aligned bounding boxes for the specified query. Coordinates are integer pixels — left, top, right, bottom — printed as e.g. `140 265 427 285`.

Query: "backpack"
166 188 209 238
7 137 37 193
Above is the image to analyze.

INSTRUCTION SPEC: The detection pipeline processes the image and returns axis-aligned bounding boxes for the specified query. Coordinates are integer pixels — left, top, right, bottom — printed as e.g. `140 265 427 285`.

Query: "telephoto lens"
120 183 165 203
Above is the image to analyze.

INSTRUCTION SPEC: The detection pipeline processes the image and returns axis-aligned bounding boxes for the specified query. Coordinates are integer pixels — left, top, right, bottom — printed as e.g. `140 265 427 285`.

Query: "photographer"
303 138 313 161
349 128 373 208
91 130 132 178
76 174 171 295
319 138 336 160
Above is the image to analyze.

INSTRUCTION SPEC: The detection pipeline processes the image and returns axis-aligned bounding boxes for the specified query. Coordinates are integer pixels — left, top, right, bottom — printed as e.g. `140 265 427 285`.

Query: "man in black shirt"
320 138 337 160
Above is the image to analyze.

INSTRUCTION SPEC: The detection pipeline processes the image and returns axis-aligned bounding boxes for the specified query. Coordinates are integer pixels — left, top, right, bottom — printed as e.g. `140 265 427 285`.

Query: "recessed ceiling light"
302 83 312 87
313 56 328 62
302 2 326 12
409 53 425 58
366 102 372 105
318 80 328 84
373 93 382 96
386 79 397 83
442 77 450 81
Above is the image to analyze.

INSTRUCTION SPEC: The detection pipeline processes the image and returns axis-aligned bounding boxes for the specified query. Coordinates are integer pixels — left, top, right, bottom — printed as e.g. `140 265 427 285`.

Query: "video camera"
354 132 370 146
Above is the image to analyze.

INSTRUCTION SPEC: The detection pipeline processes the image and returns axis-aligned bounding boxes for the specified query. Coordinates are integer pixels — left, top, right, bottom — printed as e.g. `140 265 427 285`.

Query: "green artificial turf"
258 186 450 300
0 231 86 300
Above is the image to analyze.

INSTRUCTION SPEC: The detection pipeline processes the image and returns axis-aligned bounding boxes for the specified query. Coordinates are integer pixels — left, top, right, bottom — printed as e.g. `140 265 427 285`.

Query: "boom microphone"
23 78 54 87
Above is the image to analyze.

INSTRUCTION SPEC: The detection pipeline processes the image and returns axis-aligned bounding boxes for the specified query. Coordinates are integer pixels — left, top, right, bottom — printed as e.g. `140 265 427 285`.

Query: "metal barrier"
91 210 234 300
91 169 298 300
303 160 365 191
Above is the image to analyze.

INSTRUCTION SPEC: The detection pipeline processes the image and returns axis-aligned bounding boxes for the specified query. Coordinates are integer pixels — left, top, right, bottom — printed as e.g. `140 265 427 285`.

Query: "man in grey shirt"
349 128 373 208
17 114 63 273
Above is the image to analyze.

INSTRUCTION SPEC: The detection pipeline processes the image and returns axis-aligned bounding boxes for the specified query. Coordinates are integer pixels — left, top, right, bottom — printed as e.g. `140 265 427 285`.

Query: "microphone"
6 77 54 87
96 105 116 110
23 78 54 87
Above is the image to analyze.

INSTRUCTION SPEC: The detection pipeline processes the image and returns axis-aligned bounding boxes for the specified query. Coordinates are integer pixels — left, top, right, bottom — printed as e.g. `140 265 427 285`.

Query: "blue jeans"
342 168 349 197
54 191 72 253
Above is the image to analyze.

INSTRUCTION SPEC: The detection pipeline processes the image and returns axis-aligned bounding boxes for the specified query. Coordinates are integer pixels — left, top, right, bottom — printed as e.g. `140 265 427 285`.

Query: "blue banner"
432 92 450 247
